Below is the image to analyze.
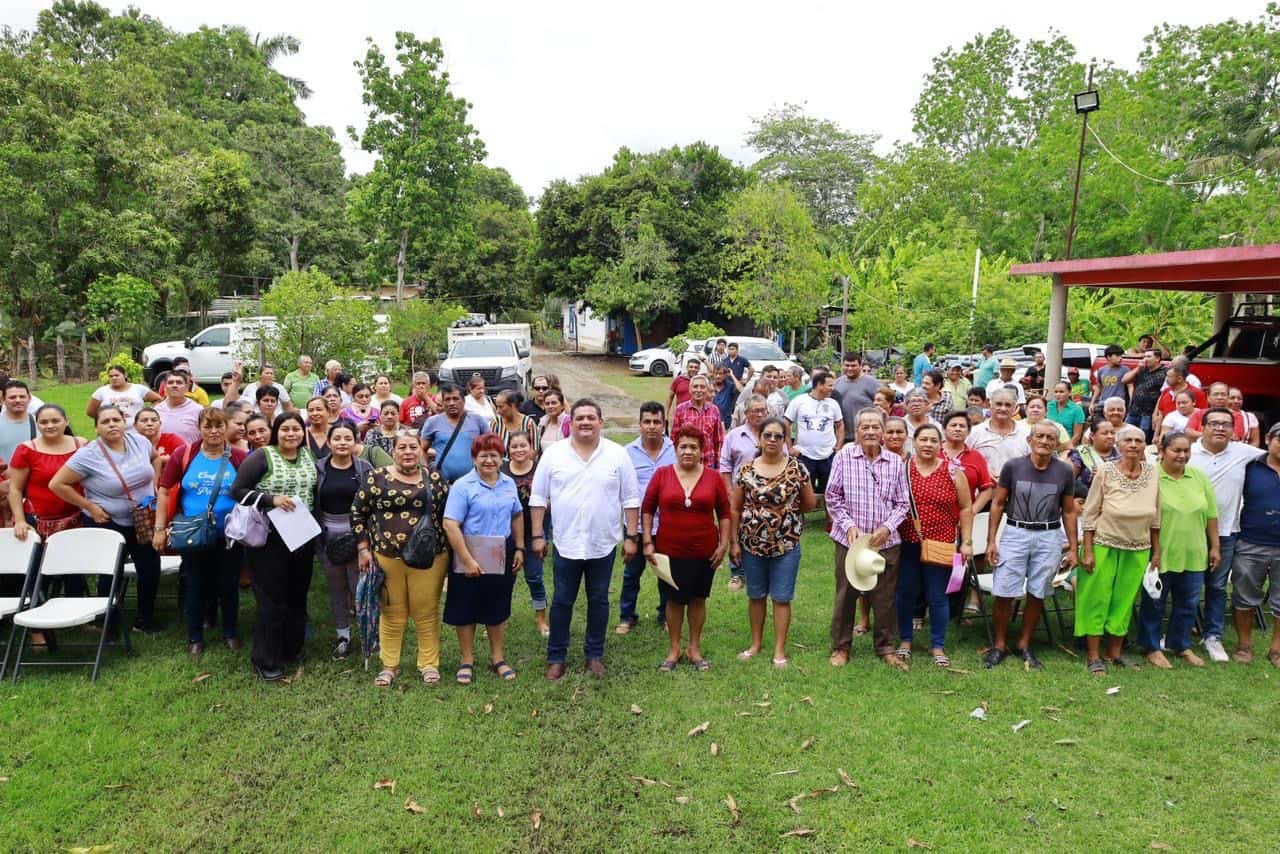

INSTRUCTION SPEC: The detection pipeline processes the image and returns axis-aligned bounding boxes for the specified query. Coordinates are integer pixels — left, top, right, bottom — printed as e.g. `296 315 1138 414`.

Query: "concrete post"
1214 292 1234 330
1045 275 1068 387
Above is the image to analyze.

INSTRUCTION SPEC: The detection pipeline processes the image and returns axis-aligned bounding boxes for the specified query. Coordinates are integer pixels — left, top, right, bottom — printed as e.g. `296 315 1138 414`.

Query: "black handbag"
401 482 438 569
324 530 361 564
169 454 230 553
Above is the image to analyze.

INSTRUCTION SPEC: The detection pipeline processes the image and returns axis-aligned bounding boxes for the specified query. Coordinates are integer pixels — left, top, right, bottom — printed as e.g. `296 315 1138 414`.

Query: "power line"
1087 125 1251 187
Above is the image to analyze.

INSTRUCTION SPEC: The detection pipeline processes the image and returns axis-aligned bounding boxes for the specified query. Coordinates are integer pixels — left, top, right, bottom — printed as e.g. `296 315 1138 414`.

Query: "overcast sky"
1 0 1269 198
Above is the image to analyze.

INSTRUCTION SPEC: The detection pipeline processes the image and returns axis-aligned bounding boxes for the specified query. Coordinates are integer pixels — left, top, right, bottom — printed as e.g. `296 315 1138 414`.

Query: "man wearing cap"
973 345 999 390
985 359 1026 405
1067 367 1090 403
825 408 911 670
942 363 972 411
1189 407 1265 663
983 420 1078 670
1229 424 1280 666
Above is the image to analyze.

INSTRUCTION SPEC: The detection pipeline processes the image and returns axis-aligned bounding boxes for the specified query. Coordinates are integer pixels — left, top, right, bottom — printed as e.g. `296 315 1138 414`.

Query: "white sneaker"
1204 636 1229 663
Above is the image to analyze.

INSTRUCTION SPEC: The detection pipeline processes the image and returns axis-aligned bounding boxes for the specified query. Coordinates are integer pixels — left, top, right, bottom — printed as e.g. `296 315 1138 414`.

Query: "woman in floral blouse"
351 431 450 687
729 416 816 668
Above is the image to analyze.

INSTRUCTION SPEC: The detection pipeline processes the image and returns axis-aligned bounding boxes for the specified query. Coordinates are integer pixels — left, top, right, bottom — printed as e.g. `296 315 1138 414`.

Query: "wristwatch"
625 533 641 543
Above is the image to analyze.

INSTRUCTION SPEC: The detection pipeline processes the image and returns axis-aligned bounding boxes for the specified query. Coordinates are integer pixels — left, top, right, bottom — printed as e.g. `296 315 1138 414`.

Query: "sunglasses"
532 385 548 391
761 432 786 441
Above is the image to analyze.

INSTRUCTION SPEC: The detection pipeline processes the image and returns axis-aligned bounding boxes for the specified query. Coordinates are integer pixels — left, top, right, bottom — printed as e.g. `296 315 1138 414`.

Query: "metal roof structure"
1011 244 1280 293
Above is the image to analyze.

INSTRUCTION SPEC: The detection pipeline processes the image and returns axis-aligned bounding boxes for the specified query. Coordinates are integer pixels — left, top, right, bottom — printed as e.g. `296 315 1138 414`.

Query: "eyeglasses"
532 385 548 391
761 432 785 441
1205 421 1233 429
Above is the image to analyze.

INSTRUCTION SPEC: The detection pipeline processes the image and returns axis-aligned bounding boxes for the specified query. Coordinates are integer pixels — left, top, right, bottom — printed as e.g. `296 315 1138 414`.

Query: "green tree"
386 299 467 373
349 33 485 303
260 269 394 374
85 273 158 356
718 184 828 335
584 220 681 349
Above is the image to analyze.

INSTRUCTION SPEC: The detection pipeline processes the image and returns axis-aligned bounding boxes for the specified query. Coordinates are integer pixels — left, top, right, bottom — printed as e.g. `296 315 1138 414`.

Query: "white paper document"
267 499 322 552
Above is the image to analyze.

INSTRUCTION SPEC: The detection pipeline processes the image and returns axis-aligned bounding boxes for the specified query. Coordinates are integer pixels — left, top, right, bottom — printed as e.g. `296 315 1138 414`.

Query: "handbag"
98 438 156 542
32 512 82 540
325 531 361 564
907 458 958 568
226 492 270 548
168 454 230 553
401 477 438 569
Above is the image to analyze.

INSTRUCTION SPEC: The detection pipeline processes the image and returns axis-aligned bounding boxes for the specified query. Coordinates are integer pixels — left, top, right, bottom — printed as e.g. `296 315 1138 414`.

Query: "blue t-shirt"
1239 458 1280 547
420 413 491 482
179 452 237 530
443 469 523 536
913 353 932 386
974 355 1000 389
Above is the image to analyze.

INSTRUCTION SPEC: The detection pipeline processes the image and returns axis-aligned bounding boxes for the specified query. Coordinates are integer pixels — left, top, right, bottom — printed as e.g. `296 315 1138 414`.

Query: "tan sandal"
829 649 850 667
374 668 398 687
420 667 440 684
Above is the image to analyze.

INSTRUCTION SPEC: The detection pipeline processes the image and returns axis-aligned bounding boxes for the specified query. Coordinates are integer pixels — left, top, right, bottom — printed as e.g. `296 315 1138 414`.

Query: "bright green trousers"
1074 544 1149 637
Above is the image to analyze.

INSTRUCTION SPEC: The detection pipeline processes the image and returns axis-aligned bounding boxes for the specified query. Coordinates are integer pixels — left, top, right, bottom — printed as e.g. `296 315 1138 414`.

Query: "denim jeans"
547 549 616 663
183 545 241 643
1125 412 1154 444
1138 570 1205 653
895 541 950 649
618 551 668 624
513 530 547 612
1201 534 1236 641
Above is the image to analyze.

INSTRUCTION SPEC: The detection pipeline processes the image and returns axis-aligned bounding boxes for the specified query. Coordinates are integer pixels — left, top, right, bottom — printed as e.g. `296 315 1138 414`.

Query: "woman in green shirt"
1138 432 1220 669
1047 381 1087 446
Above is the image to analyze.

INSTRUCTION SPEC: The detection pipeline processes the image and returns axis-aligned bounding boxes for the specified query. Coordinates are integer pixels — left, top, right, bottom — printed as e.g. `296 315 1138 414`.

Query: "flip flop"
737 648 759 660
658 658 678 673
456 663 474 685
690 658 711 672
772 657 789 669
489 660 517 681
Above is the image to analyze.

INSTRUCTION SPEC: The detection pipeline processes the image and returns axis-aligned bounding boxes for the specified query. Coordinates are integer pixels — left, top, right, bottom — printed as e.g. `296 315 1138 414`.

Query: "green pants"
1074 544 1148 637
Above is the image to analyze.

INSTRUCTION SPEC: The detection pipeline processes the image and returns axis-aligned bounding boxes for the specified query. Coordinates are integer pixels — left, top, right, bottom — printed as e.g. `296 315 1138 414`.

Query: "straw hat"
999 357 1018 369
844 534 886 592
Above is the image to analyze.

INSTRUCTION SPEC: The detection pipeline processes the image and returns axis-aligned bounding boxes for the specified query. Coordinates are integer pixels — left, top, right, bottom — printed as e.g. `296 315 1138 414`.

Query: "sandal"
658 658 679 673
852 625 868 636
374 668 398 687
896 647 912 661
1087 658 1107 676
1269 650 1280 669
772 657 789 669
489 660 516 681
1232 648 1254 664
690 658 711 672
456 663 474 685
420 667 440 684
737 648 759 660
931 650 951 668
829 649 850 667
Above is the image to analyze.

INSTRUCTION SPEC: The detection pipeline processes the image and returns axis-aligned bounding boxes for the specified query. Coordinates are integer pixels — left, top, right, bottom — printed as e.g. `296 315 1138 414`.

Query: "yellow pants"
378 550 447 671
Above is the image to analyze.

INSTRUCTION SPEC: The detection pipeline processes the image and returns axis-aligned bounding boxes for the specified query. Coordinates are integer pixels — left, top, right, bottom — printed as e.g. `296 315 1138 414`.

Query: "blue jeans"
741 548 802 602
513 531 547 611
1138 570 1205 653
618 552 668 624
548 549 615 663
1125 412 1154 444
1201 534 1236 640
895 541 950 649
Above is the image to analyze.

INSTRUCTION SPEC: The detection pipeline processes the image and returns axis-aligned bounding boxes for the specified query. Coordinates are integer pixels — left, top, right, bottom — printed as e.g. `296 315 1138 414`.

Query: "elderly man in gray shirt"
833 353 882 444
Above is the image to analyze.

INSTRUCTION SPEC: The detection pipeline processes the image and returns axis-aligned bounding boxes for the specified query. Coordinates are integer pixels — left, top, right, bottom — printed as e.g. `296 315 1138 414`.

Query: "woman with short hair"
883 416 909 458
366 401 402 457
1077 424 1159 675
352 432 451 687
371 375 401 408
1047 381 1087 446
87 364 160 424
154 407 248 656
341 383 378 433
730 416 816 667
306 396 333 459
1070 417 1119 491
501 432 548 636
244 413 272 451
490 390 540 457
1138 431 1220 669
642 425 731 672
315 420 373 661
539 389 569 448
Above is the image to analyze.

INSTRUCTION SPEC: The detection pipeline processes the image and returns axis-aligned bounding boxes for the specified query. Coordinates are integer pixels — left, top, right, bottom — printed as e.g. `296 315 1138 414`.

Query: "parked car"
690 337 808 381
141 317 278 386
438 336 532 393
628 345 678 377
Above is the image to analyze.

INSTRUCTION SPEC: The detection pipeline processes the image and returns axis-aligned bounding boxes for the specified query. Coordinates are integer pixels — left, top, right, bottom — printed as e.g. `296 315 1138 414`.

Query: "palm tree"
254 32 313 99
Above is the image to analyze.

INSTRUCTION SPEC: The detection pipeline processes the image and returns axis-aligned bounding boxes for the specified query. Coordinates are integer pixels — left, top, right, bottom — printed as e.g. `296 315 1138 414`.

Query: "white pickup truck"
141 317 278 385
439 323 533 393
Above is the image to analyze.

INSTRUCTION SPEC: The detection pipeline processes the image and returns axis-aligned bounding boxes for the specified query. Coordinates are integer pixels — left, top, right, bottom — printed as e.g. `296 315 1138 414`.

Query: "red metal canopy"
1010 244 1280 293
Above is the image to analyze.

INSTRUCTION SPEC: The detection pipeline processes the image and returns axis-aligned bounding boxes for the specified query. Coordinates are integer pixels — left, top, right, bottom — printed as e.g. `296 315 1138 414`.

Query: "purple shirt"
718 424 788 478
824 443 910 548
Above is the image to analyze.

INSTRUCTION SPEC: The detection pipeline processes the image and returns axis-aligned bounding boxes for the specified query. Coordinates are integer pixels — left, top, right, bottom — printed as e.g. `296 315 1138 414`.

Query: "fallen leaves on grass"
529 708 538 718
785 786 839 814
470 803 482 819
497 806 505 818
102 783 131 791
192 672 211 683
374 778 396 794
629 704 643 715
687 721 710 737
1106 686 1121 695
483 702 494 715
907 837 932 849
404 798 426 814
771 769 800 776
1012 719 1031 733
969 707 987 721
630 776 659 787
947 668 972 675
710 742 720 756
1054 739 1079 746
1040 706 1062 713
736 711 754 717
1057 643 1079 658
837 768 859 789
675 795 692 805
1052 798 1068 812
799 696 814 705
781 828 816 838
0 776 8 783
67 847 113 854
531 810 543 830
725 793 740 825
935 690 957 695
753 701 771 708
800 736 815 751
1149 844 1171 850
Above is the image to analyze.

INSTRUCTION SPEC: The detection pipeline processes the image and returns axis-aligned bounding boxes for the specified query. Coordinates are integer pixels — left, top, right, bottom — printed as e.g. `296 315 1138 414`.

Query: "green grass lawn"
30 381 99 438
2 515 1278 851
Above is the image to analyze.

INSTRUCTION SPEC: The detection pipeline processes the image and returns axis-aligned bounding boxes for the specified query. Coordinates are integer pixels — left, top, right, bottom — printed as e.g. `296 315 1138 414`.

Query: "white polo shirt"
1189 439 1264 535
966 419 1030 479
530 437 641 560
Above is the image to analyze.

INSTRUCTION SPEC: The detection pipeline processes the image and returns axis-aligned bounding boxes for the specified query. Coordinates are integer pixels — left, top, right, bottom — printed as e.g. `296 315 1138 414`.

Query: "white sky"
1 0 1269 198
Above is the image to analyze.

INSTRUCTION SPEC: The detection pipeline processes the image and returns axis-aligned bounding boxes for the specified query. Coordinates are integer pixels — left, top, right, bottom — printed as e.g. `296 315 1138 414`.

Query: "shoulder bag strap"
28 414 36 439
904 457 923 536
435 414 467 470
204 453 231 517
98 438 135 502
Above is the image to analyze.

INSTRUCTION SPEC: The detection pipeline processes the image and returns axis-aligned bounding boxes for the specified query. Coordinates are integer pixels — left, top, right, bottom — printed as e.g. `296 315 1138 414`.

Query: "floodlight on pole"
1073 90 1100 114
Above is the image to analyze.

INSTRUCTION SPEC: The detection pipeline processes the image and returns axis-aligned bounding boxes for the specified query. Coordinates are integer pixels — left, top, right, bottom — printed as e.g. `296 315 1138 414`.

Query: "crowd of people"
1 331 1278 685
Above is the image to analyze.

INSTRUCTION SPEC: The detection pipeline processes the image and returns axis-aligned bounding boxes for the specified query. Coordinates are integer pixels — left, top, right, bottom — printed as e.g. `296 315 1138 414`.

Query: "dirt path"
533 347 642 428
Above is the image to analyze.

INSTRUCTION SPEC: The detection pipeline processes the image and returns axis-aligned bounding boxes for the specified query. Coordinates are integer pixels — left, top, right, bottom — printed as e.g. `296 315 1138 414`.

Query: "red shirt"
1156 385 1207 415
641 465 730 559
1185 408 1247 440
943 446 993 501
7 440 84 518
400 394 436 429
901 458 962 543
669 375 692 407
670 401 725 468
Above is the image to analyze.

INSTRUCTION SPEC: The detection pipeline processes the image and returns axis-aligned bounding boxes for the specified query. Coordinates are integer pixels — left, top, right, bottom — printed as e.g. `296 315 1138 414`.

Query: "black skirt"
659 557 715 604
443 543 518 627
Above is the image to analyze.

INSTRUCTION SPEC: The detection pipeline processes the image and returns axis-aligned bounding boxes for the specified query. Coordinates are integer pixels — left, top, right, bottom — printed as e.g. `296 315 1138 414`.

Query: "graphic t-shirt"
784 394 843 460
91 383 152 424
998 455 1074 524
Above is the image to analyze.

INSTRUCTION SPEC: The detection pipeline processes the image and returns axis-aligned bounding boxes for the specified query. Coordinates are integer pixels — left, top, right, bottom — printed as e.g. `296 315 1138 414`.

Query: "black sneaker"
982 647 1008 668
254 664 284 682
332 637 351 660
1013 647 1044 671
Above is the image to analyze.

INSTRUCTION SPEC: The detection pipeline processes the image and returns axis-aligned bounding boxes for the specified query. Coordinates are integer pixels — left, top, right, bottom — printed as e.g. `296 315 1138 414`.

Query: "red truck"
1091 307 1280 425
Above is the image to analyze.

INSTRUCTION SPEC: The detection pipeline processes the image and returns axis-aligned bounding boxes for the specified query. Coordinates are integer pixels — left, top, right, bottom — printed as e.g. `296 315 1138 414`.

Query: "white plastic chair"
11 528 126 682
0 529 42 680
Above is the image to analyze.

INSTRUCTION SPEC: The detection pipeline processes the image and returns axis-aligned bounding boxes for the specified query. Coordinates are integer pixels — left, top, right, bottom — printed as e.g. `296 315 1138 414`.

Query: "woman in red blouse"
896 423 973 668
6 404 86 542
941 410 994 617
641 425 730 673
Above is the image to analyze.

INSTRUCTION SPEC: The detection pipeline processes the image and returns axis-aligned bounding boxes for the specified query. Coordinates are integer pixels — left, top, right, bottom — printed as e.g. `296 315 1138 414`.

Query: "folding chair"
11 528 128 682
969 513 1064 645
0 529 42 681
123 553 182 619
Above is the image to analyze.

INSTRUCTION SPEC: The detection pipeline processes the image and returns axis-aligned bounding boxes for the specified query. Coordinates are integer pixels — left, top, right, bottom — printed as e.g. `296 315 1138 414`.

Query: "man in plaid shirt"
671 374 725 468
825 407 911 670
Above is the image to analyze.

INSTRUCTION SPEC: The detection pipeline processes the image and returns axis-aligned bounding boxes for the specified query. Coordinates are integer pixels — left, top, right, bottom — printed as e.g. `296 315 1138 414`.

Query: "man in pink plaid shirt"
671 375 724 469
825 407 911 670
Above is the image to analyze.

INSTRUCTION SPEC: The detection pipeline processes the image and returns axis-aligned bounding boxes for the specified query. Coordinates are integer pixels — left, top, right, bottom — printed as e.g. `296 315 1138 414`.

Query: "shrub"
98 352 146 385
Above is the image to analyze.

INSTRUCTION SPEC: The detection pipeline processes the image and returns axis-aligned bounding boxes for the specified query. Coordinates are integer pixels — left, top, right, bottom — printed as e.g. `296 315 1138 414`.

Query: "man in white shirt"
985 359 1027 405
1189 406 1265 662
531 398 641 681
966 387 1030 479
240 365 292 411
784 370 844 492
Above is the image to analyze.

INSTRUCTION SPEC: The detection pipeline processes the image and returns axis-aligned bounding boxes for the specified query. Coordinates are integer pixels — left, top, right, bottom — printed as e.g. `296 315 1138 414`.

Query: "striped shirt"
671 400 725 469
825 442 911 549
